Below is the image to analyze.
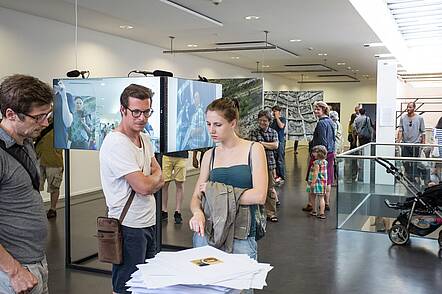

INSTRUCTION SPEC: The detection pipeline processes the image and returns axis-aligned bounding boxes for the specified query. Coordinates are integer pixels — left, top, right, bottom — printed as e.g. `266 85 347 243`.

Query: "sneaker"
161 211 168 221
47 209 57 219
174 211 182 224
325 204 330 211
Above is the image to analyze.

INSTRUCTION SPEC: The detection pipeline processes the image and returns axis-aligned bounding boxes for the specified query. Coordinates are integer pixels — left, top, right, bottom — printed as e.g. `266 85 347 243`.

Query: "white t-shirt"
99 131 156 228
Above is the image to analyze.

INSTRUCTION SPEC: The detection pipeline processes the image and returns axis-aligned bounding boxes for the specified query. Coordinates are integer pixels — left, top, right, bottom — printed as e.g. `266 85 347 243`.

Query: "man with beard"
0 74 53 293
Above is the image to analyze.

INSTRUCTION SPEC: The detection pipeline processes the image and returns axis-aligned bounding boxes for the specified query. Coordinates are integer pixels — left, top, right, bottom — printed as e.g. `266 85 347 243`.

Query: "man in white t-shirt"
99 84 164 294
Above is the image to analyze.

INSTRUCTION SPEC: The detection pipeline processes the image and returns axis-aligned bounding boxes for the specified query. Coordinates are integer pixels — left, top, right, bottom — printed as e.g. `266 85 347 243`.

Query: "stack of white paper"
127 245 273 294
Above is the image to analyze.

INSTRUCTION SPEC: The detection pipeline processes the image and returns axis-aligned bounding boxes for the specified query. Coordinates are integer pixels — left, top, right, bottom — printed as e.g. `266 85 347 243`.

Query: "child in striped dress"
306 145 328 219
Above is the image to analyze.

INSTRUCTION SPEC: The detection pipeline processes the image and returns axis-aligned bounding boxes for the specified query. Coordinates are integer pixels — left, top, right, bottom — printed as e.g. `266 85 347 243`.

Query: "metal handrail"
337 142 442 161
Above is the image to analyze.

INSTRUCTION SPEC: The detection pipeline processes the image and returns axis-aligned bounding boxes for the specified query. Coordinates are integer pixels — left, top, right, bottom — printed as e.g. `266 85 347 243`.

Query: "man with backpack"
353 108 373 146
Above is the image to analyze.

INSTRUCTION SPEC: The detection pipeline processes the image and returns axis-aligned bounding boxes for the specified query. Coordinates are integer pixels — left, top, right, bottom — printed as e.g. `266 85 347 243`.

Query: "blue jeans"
193 234 257 294
112 225 156 294
0 256 48 294
275 140 286 179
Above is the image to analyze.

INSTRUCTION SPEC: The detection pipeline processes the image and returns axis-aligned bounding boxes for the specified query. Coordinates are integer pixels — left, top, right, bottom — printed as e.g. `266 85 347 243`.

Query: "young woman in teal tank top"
189 98 268 276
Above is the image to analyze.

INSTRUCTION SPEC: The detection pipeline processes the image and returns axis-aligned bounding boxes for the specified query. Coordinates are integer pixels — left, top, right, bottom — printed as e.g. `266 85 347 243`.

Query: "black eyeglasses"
20 111 52 123
125 107 154 118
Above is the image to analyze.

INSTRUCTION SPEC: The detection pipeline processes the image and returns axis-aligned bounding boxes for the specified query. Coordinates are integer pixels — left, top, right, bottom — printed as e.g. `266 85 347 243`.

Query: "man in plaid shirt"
250 110 279 222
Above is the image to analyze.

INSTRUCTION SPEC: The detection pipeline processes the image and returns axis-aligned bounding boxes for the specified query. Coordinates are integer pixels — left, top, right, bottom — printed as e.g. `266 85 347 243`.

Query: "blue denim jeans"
193 233 257 293
0 256 48 294
112 225 156 294
275 140 286 179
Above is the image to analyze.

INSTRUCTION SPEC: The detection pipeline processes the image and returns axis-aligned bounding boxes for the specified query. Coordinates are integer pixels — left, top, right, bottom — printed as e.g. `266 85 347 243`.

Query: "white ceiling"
0 0 390 81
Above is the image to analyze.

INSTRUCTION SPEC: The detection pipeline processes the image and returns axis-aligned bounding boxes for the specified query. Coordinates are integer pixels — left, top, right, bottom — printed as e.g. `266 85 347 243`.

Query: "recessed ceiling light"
262 65 270 68
337 62 346 66
352 69 359 72
289 39 302 42
187 44 198 48
231 56 240 59
318 53 328 56
347 66 352 70
245 15 260 20
363 42 384 47
119 25 134 30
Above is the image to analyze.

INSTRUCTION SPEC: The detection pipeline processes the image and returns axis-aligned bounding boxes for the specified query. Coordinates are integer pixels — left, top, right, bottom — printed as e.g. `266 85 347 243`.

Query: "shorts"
0 256 48 294
39 166 63 193
162 155 187 182
112 225 156 294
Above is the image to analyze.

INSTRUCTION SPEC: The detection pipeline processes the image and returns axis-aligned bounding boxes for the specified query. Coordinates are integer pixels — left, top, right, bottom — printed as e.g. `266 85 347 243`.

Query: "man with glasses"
397 101 426 184
0 74 53 294
100 84 164 294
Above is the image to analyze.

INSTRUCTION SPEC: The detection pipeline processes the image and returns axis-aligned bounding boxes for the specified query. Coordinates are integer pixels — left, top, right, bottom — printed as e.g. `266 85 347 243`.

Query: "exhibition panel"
165 77 222 152
208 78 264 139
53 77 161 151
264 90 323 141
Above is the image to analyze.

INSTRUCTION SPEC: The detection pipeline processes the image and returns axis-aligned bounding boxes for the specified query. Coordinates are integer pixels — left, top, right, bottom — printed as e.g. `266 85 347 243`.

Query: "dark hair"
120 84 154 108
408 101 416 108
258 109 272 121
359 108 366 115
0 74 53 117
206 97 239 122
436 117 442 129
272 105 282 111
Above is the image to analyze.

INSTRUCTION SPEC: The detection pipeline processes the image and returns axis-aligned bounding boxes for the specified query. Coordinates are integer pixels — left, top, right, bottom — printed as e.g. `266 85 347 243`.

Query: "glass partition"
336 142 442 240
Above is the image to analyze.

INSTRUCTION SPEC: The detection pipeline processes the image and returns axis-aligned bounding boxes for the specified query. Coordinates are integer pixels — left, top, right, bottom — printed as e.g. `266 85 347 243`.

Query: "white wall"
0 7 299 201
299 80 377 146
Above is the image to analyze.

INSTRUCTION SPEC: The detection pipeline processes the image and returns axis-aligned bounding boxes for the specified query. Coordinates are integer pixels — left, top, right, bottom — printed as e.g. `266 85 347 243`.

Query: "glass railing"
336 142 442 240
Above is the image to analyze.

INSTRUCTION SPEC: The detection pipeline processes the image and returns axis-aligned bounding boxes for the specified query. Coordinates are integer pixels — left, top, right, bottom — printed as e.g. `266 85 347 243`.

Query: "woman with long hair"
189 98 268 265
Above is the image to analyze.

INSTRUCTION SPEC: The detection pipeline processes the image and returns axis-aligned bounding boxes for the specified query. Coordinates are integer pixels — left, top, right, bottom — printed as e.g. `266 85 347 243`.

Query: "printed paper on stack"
127 245 273 294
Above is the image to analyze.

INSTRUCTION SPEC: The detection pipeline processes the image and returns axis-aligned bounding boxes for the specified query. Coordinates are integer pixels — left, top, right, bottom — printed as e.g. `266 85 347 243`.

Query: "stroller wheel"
388 224 410 245
438 231 442 248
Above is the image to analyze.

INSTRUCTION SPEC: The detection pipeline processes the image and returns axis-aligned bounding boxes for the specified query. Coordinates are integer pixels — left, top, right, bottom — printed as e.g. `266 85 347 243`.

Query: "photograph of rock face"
209 78 263 139
264 90 323 141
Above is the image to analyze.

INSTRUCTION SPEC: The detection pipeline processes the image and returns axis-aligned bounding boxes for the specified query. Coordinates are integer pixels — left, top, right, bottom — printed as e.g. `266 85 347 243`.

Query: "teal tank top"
208 143 257 237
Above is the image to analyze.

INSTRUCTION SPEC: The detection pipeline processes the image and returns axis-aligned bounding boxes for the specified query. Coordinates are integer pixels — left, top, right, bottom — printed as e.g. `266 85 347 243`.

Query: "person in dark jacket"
302 101 335 213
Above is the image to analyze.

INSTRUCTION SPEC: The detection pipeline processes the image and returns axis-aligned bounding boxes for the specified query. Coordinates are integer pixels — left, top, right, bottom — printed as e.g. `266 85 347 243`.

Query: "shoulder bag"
96 190 135 264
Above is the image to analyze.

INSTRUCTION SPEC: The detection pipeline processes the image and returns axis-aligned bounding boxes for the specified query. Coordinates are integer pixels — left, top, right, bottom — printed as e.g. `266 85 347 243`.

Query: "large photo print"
167 78 222 152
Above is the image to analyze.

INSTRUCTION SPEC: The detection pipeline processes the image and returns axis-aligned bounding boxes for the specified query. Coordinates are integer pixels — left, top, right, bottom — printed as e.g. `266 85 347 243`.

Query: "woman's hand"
189 211 205 237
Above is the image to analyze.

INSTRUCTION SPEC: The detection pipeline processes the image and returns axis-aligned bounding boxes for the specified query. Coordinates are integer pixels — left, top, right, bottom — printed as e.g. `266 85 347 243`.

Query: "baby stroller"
376 158 442 247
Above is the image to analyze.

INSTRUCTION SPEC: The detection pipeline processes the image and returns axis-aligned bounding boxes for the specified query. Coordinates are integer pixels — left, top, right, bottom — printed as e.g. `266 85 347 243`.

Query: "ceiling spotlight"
352 69 359 72
347 66 352 70
363 42 384 47
119 25 134 30
262 65 270 68
289 39 302 42
187 44 198 47
245 15 260 20
318 53 327 56
231 56 240 59
337 62 346 66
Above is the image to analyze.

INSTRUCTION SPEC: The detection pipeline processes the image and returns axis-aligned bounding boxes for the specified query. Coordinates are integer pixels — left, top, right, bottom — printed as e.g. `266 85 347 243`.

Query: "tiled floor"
45 147 442 293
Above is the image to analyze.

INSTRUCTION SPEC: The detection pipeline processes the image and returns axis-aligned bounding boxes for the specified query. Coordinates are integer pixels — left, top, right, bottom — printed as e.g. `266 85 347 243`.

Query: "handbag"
96 190 135 264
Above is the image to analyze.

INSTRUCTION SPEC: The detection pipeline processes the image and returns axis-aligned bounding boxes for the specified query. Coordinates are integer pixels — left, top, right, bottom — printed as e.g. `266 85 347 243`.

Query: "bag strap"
0 139 40 191
119 189 136 223
119 134 145 222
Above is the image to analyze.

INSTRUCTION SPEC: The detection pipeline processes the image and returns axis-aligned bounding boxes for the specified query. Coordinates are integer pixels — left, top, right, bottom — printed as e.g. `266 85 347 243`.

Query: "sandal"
269 216 279 222
317 214 326 219
302 204 313 212
309 211 317 216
